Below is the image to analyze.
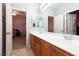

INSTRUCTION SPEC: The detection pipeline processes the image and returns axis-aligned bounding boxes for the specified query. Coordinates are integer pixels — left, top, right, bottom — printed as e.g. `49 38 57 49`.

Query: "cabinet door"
51 45 56 56
41 45 51 56
41 40 51 56
30 34 35 51
52 45 73 56
34 36 41 56
55 48 73 56
34 42 41 56
54 47 66 56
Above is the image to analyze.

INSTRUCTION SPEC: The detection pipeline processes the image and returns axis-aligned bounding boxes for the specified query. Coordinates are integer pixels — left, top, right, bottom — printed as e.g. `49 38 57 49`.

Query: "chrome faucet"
64 35 73 40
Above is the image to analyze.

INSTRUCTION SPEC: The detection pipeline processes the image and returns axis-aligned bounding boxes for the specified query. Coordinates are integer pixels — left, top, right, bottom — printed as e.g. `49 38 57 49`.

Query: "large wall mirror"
65 9 79 35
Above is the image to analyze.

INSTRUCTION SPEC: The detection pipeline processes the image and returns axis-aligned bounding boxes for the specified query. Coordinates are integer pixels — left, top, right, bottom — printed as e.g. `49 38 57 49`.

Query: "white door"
0 3 2 56
6 3 12 56
66 14 77 35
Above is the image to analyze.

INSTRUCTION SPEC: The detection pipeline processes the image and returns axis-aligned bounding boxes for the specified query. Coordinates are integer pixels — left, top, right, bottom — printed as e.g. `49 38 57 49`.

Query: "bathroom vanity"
30 31 79 56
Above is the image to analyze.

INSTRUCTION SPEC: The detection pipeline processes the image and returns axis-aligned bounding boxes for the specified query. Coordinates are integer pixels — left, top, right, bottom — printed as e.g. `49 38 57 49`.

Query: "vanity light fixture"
12 10 21 16
12 10 17 16
40 3 52 12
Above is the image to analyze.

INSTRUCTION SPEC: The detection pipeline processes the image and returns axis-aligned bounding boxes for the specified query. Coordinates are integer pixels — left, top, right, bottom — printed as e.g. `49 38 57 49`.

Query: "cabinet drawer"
34 36 41 44
41 45 51 56
35 42 41 56
41 39 51 56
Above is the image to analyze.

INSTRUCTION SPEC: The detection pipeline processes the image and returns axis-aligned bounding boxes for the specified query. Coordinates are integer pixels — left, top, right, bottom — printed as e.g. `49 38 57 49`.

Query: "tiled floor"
11 48 34 56
11 36 34 56
13 36 26 49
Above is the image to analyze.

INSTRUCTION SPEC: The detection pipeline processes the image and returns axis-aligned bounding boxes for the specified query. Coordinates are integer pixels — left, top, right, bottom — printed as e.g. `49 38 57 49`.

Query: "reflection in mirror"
48 16 54 32
32 16 39 27
33 23 35 27
53 15 65 34
66 10 79 35
38 16 42 27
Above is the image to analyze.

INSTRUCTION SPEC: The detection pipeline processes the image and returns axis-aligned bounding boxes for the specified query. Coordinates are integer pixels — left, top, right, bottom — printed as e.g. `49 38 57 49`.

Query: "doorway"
12 9 26 50
48 16 54 32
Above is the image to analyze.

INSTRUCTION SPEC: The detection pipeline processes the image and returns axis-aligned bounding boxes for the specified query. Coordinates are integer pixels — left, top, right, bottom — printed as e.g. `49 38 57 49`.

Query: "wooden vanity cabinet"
41 40 52 56
30 34 73 56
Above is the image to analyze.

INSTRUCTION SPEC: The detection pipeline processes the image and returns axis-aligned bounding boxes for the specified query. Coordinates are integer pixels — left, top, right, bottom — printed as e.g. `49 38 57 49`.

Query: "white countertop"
30 31 79 56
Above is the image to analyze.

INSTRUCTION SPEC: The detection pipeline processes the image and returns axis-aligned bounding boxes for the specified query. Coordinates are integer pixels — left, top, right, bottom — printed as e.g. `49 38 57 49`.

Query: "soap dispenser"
33 22 35 27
